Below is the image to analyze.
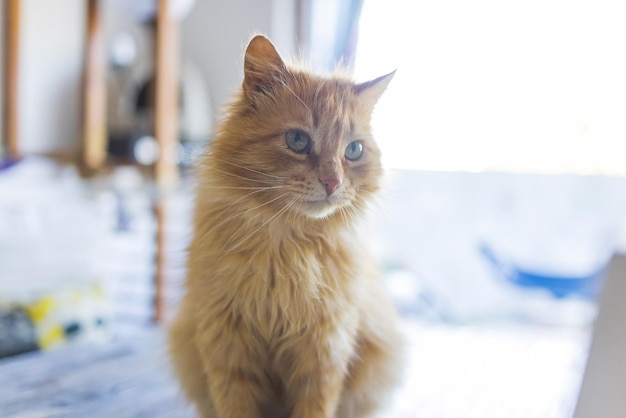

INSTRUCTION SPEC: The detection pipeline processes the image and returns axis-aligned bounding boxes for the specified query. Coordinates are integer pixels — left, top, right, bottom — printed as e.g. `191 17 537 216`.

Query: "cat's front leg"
287 327 356 418
289 365 345 418
197 324 270 418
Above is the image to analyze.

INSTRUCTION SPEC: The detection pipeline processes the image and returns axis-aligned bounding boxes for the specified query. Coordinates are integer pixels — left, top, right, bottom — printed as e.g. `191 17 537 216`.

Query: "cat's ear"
243 35 287 98
354 70 396 105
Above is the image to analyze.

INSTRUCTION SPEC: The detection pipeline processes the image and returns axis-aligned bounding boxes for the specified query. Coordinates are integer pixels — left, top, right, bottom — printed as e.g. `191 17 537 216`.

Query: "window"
354 0 626 174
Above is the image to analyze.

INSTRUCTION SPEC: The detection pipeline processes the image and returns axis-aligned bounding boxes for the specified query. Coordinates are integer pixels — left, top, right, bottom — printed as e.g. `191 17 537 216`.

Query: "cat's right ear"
243 35 287 99
354 70 396 107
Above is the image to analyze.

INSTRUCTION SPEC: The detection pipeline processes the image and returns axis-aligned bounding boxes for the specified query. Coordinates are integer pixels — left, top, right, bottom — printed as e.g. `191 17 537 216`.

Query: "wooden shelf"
2 0 21 159
1 0 182 324
82 0 107 173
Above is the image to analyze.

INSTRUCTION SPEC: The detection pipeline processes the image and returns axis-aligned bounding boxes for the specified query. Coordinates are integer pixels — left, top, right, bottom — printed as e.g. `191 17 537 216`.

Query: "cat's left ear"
354 70 396 105
243 35 288 98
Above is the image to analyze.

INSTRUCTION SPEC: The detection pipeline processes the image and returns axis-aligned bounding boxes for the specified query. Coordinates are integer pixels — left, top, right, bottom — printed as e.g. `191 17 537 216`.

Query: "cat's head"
210 35 393 222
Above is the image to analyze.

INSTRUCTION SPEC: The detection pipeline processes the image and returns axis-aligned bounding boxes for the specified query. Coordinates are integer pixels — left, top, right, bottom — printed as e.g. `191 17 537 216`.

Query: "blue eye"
345 141 364 161
286 130 311 153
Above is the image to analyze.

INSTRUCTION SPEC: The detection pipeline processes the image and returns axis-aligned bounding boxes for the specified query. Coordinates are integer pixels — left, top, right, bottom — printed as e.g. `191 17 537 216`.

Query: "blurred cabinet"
2 0 181 323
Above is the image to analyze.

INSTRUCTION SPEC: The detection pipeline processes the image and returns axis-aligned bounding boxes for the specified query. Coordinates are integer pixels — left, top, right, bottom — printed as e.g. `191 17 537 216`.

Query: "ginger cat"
168 35 404 418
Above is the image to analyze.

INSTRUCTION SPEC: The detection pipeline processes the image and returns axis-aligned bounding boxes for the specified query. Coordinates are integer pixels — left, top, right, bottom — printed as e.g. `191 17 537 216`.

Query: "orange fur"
168 35 404 418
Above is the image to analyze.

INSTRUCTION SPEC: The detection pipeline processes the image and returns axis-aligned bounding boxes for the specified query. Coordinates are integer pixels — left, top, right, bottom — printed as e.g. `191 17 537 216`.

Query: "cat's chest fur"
189 209 365 339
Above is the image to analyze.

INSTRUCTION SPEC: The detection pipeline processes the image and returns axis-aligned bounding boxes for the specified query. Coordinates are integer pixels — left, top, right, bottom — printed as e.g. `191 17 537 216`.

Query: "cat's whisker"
219 194 294 250
338 206 349 225
264 199 299 234
213 186 284 214
197 184 289 191
197 192 291 247
289 199 305 225
195 184 296 232
225 197 297 253
347 205 360 224
280 79 312 115
213 158 290 180
268 198 299 231
342 207 353 225
338 203 360 226
313 79 324 107
211 167 285 185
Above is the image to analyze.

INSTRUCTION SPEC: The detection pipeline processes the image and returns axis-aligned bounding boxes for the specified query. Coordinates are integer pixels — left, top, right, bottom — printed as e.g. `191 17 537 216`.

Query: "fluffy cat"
168 35 404 418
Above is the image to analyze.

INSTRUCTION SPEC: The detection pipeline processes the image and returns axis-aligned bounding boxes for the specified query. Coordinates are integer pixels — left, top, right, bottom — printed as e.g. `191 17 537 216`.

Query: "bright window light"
354 0 626 174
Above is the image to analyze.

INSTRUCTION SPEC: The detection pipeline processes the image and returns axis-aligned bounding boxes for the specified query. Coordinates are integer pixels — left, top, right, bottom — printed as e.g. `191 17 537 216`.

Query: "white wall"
20 0 84 155
181 0 297 119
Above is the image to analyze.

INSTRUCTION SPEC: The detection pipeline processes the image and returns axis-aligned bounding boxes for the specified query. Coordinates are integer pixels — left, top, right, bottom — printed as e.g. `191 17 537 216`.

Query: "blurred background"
1 0 626 416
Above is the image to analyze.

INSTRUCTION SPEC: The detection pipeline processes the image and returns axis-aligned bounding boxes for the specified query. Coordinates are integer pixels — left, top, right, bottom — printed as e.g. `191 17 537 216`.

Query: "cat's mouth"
300 196 347 219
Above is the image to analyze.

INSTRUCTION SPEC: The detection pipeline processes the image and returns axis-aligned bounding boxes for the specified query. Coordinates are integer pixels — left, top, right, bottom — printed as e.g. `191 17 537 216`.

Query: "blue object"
0 158 19 172
480 243 607 299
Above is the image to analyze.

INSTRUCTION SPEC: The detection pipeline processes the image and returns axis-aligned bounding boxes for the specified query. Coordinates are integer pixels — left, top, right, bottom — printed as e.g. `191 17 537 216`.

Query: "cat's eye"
285 130 311 153
345 141 364 161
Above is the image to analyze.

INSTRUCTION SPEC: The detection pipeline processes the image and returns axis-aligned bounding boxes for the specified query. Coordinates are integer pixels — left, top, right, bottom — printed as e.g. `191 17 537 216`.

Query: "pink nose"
320 177 341 196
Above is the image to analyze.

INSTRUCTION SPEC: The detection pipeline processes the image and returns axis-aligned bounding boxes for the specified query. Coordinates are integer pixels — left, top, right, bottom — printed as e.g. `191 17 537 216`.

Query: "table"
0 321 586 418
0 329 194 418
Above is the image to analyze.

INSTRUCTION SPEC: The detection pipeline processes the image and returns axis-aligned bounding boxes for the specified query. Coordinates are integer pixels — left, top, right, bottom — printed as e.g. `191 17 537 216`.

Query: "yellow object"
25 297 55 323
40 325 64 349
16 283 110 351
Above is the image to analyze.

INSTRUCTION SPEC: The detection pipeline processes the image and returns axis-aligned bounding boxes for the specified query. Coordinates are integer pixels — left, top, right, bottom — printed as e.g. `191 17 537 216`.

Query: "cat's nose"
320 177 341 196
